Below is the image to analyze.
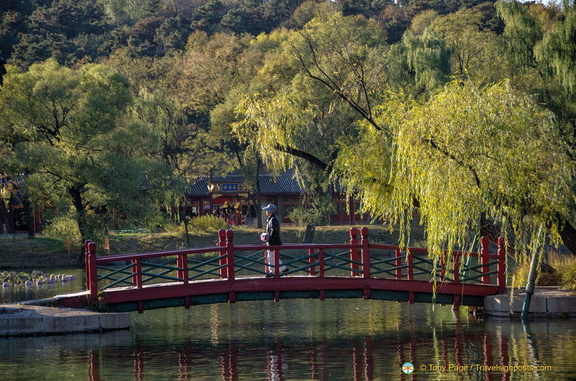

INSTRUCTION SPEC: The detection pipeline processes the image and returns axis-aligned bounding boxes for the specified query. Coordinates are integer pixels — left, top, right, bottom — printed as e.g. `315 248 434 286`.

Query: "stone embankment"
0 302 130 337
484 286 576 318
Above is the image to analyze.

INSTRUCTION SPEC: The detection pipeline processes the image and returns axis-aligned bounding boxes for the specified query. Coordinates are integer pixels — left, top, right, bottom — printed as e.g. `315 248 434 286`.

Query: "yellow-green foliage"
551 252 576 290
42 216 81 244
336 81 574 260
560 261 576 290
187 215 228 233
512 251 576 290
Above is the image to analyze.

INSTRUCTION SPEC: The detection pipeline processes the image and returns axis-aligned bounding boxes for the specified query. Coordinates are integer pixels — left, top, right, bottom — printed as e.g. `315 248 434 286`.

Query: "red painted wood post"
361 227 370 279
439 256 446 281
407 250 414 281
349 227 359 276
452 253 460 283
85 240 98 302
453 255 461 309
226 230 235 281
453 294 461 309
274 248 280 278
318 248 325 278
308 248 316 276
132 259 143 288
497 236 506 290
218 229 228 279
480 236 490 284
395 249 402 279
177 253 189 285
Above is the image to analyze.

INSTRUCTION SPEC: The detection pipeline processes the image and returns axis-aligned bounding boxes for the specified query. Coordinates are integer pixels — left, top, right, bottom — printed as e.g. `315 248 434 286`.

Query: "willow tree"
335 80 574 264
233 8 388 240
497 1 576 254
426 7 508 85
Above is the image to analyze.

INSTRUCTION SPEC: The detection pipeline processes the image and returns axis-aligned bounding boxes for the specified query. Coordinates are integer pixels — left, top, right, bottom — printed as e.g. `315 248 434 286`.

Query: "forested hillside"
2 0 576 266
1 0 500 67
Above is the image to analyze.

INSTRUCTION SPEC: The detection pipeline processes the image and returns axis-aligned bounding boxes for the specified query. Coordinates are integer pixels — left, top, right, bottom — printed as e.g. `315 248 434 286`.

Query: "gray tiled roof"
188 172 302 196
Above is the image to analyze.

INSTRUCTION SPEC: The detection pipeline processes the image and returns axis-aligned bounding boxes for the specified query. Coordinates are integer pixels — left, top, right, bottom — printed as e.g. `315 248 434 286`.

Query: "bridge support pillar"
453 295 461 310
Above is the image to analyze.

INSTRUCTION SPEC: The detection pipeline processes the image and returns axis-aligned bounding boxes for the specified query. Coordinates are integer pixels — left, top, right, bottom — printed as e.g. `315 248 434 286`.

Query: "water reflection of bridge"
85 317 517 381
60 228 506 313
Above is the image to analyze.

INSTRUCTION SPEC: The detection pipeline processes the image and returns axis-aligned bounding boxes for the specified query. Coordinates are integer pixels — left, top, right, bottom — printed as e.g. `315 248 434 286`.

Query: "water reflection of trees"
74 300 569 380
86 326 543 381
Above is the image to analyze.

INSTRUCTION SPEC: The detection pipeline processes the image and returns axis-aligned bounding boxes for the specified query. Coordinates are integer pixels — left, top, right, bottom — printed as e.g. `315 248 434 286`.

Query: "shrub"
187 215 228 232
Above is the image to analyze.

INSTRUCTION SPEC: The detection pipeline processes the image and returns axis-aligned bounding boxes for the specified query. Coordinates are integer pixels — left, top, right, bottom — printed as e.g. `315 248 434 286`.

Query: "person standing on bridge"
262 204 288 276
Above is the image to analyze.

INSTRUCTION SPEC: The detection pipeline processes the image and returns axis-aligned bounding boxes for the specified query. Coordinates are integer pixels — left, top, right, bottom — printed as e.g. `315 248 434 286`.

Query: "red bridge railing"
84 228 506 312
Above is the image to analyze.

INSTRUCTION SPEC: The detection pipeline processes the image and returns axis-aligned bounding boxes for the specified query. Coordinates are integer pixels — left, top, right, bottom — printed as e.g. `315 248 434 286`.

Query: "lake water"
1 269 575 380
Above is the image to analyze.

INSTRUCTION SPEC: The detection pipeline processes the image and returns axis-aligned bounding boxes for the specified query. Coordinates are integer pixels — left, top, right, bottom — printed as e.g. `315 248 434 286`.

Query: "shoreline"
484 286 576 319
0 303 131 337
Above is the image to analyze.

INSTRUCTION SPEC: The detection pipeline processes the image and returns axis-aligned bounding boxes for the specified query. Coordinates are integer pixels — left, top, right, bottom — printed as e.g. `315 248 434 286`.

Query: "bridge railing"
84 228 506 303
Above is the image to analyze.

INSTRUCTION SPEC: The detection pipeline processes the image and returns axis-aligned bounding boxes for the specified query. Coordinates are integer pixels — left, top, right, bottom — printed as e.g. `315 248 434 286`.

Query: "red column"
226 230 235 281
395 249 402 279
132 259 142 288
308 248 316 276
480 236 490 284
407 251 414 281
361 227 370 279
318 248 325 278
218 229 228 279
452 252 460 283
497 236 506 290
452 252 460 308
177 253 189 285
85 240 98 302
349 227 359 276
348 196 355 224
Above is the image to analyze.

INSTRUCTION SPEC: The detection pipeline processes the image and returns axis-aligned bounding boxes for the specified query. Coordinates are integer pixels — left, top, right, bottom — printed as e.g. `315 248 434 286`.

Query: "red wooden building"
0 171 368 234
185 171 368 226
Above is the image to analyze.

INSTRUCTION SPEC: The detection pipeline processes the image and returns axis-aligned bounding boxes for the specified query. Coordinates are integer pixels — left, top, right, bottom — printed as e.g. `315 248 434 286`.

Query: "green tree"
0 60 167 248
428 7 508 84
207 31 284 228
130 89 222 244
98 0 159 25
10 0 111 67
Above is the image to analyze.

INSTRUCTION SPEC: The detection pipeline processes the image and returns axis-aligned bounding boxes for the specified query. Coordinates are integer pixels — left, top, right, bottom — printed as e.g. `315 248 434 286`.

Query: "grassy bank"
0 225 401 270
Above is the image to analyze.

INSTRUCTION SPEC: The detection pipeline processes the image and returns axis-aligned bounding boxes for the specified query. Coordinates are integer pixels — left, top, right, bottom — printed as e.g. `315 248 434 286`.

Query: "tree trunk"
303 224 315 243
69 186 88 264
181 196 191 247
558 218 576 257
22 197 35 238
0 196 10 233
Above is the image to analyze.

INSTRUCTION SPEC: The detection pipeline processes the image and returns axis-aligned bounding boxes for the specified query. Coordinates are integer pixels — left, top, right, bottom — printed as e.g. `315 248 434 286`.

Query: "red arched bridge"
60 228 506 313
